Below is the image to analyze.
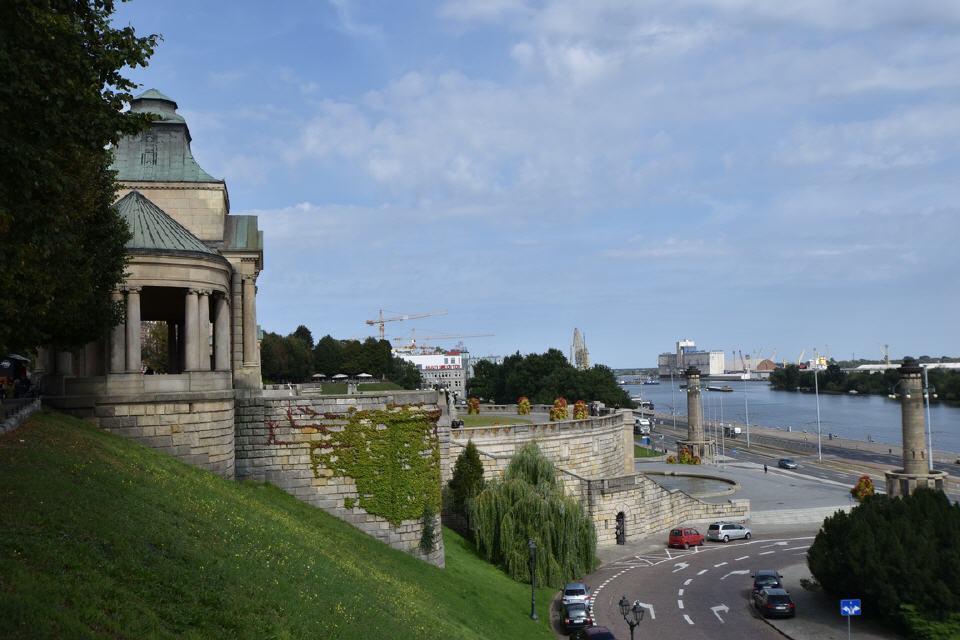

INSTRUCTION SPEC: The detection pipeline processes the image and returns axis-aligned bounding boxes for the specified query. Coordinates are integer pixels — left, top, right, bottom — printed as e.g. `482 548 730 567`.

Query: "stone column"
184 289 200 371
125 286 142 373
214 294 230 371
686 366 704 442
109 290 126 373
34 347 49 374
167 322 179 373
899 357 927 475
197 289 211 371
242 274 258 366
56 350 74 376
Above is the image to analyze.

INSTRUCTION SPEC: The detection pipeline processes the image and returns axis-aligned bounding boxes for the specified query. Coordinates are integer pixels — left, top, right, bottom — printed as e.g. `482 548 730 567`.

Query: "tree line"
260 325 420 388
770 363 960 404
466 348 634 407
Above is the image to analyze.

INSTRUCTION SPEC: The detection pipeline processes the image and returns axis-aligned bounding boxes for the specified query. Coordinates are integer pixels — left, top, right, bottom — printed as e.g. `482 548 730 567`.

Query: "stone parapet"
884 469 948 498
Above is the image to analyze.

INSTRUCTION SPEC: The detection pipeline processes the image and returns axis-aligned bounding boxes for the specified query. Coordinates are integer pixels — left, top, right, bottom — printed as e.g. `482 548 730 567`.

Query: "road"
585 533 818 640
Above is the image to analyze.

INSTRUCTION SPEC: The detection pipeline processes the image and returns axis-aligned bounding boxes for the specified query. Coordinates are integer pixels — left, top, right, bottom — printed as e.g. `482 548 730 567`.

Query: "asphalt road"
585 532 818 640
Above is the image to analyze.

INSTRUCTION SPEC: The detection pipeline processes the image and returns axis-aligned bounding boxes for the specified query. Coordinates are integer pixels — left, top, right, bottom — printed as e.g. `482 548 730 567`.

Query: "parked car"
562 602 594 633
562 582 591 608
778 458 799 469
570 626 617 640
751 569 783 595
753 587 796 618
668 527 704 549
634 417 651 435
707 522 752 542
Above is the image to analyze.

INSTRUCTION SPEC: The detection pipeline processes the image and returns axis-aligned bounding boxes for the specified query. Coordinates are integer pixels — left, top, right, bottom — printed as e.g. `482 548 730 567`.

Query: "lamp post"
528 539 538 620
814 366 822 462
619 595 645 640
743 375 751 448
923 365 934 472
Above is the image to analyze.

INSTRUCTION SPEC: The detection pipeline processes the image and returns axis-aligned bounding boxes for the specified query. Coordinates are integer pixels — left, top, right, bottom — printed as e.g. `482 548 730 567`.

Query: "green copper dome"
115 191 216 256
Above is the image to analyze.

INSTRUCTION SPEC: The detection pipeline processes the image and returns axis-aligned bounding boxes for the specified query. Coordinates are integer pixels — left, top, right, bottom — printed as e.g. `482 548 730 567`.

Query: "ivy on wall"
280 404 442 526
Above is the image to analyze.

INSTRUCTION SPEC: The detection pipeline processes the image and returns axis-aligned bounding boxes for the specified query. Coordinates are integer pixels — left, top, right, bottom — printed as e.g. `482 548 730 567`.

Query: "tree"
291 325 314 350
448 440 485 528
0 0 158 354
389 356 421 390
141 321 169 373
471 442 597 587
313 335 342 377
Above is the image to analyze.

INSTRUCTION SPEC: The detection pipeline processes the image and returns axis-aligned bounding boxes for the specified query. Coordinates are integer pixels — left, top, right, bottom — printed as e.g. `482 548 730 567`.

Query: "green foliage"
899 604 960 640
389 355 422 390
419 503 437 554
850 474 875 501
573 400 587 420
311 407 441 526
808 489 960 635
343 496 355 509
771 363 960 405
470 442 597 588
0 412 555 639
260 330 313 382
467 397 480 415
141 321 169 373
467 349 633 407
517 397 531 415
549 397 568 421
667 446 700 465
448 441 485 524
0 0 158 353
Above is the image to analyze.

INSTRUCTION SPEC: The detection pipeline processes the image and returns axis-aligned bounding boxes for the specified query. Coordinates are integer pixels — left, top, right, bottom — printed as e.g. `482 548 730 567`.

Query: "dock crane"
365 309 447 340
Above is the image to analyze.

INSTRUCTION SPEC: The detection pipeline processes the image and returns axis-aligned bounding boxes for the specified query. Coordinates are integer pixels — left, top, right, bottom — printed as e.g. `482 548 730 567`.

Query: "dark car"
752 569 783 595
753 587 796 618
562 602 593 633
778 458 798 469
570 626 618 640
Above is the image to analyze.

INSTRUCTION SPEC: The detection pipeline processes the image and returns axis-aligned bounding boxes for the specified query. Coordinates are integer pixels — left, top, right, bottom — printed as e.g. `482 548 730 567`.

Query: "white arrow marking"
636 602 656 620
785 545 809 551
761 542 789 548
684 578 693 586
721 569 750 580
714 561 728 567
673 562 689 573
683 614 694 625
697 569 709 575
711 604 730 623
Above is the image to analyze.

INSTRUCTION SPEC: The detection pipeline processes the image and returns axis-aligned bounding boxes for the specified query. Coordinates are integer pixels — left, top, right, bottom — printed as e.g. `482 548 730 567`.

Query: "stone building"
41 89 264 478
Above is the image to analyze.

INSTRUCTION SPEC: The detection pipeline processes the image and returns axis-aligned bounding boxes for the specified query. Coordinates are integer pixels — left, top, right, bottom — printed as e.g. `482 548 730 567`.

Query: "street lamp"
813 365 822 462
619 595 645 640
528 539 538 621
923 365 934 472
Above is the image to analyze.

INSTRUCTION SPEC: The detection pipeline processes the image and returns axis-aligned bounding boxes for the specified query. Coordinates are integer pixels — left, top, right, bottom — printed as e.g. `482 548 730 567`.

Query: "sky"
112 0 960 368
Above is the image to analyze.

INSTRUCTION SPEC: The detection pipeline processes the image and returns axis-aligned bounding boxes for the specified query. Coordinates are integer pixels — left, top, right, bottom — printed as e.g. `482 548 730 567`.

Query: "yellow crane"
365 309 447 340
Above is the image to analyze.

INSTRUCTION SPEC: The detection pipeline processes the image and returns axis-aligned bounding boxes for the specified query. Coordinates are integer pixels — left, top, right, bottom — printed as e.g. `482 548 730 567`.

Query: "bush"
448 440 485 527
467 397 481 415
549 397 568 421
517 397 531 415
850 474 875 501
573 400 587 420
808 489 960 635
471 442 596 588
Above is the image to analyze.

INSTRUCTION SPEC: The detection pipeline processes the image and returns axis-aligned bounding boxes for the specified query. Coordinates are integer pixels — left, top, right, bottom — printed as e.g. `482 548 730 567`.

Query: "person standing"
763 464 768 473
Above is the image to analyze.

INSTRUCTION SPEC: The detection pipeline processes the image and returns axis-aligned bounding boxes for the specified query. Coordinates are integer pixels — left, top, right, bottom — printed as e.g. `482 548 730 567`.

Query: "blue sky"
113 0 960 367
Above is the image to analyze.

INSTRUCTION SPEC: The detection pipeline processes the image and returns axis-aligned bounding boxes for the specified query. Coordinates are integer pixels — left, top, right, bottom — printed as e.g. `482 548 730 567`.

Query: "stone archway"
615 510 626 545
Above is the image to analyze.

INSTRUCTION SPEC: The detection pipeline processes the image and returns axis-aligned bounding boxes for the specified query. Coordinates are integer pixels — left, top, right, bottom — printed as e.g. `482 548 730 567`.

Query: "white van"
634 417 651 435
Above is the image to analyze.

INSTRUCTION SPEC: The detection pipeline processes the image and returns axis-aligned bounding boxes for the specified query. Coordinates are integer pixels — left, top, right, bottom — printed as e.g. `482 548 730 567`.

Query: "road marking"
720 569 750 580
684 578 693 586
673 562 689 573
636 602 656 620
761 542 789 548
735 555 750 561
678 589 684 596
678 600 684 609
714 561 728 567
683 614 694 625
665 549 672 559
759 551 775 556
711 604 730 623
785 546 808 551
697 569 708 575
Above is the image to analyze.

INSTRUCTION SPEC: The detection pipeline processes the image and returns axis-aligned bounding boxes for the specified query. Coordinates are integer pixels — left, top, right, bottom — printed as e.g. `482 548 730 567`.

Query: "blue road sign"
840 599 862 616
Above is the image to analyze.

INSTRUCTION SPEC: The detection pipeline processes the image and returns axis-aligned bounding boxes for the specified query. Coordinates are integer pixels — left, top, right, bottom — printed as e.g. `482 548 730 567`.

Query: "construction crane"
797 349 805 365
391 331 493 351
365 309 447 340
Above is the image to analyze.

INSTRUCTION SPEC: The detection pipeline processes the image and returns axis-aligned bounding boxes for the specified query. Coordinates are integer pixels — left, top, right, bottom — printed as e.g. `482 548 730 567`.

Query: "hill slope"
0 412 555 639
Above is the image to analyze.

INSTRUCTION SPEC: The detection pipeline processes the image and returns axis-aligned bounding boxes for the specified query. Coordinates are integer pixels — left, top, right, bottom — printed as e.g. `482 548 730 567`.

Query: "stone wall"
48 390 236 478
235 389 448 567
448 411 633 481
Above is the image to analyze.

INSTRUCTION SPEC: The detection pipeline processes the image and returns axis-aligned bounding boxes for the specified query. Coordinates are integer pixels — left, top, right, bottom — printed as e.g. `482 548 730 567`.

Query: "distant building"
658 339 725 377
464 353 504 380
395 351 465 395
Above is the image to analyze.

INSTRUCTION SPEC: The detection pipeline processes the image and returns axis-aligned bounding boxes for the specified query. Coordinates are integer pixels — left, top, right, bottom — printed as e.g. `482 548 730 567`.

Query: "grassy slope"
460 415 532 427
0 412 555 639
634 444 662 458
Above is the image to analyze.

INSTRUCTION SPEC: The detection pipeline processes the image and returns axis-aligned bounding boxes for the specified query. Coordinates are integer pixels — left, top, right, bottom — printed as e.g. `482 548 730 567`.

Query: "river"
623 380 960 454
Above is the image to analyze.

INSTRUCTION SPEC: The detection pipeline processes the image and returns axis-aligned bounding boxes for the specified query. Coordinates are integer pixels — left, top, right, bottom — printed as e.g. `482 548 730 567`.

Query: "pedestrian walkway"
750 505 850 525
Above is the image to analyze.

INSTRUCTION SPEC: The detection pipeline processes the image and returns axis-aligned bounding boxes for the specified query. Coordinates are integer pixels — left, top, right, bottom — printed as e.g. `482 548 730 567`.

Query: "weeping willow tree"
470 442 597 587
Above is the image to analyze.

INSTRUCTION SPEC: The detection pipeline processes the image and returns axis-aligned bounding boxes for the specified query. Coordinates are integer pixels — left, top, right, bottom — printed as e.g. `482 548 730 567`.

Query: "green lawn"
0 412 555 639
460 414 532 427
635 444 663 458
315 381 405 394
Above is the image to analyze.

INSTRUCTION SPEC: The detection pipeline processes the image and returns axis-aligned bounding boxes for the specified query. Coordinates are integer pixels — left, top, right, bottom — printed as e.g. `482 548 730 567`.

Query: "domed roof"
115 191 216 256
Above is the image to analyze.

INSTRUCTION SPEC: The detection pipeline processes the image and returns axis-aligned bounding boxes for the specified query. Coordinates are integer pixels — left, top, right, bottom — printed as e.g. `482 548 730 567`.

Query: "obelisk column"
109 290 126 373
686 366 704 443
197 289 211 371
214 294 230 371
125 286 142 373
899 357 927 475
184 289 200 371
242 274 258 365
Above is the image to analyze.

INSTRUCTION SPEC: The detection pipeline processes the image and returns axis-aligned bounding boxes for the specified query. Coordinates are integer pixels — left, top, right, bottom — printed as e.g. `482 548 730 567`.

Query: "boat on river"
706 385 734 392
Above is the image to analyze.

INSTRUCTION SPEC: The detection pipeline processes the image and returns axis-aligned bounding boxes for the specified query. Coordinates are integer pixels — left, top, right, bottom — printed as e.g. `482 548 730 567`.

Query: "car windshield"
565 588 587 597
708 524 720 531
756 576 780 586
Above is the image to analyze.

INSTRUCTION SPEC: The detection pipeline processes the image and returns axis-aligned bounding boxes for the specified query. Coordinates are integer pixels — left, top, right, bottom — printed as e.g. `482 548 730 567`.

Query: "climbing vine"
281 404 441 526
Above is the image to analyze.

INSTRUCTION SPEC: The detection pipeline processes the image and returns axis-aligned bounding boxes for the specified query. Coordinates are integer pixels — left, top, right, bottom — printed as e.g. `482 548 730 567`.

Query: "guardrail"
1 397 41 434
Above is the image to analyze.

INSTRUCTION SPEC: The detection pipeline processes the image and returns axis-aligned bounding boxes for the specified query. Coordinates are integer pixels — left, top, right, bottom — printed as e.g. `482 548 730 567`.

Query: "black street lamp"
528 539 538 620
619 595 645 640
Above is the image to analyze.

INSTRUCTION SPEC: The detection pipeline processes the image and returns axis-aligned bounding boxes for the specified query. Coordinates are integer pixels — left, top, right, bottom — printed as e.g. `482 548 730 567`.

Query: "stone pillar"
167 322 179 373
34 347 49 374
56 350 74 376
197 289 211 371
899 357 927 475
214 294 230 371
125 286 142 373
184 289 200 371
242 274 258 366
686 366 704 442
109 290 126 373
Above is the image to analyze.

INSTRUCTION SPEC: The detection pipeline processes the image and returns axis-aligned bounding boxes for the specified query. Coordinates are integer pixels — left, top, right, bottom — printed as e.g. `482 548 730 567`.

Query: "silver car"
707 522 752 542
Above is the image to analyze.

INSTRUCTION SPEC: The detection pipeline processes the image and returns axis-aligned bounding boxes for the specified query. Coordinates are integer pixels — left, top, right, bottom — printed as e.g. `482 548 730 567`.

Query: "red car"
668 527 705 549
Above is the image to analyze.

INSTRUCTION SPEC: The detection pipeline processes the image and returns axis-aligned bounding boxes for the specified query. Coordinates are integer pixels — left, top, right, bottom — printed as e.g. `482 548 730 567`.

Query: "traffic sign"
840 599 861 616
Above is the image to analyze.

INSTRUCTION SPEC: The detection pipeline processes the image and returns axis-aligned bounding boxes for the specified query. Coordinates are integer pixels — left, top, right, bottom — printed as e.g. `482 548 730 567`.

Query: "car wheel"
683 542 689 550
723 535 730 543
745 532 751 540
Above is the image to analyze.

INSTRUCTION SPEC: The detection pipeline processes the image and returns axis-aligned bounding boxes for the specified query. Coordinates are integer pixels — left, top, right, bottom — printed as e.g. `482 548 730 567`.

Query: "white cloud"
328 0 382 38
